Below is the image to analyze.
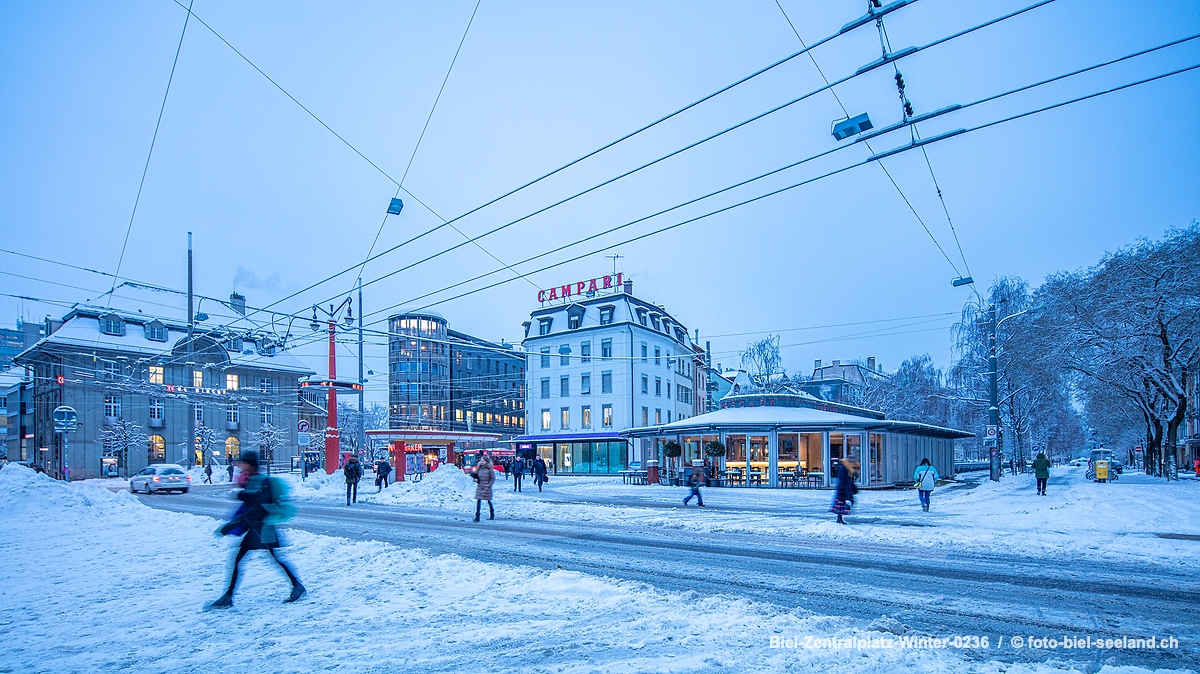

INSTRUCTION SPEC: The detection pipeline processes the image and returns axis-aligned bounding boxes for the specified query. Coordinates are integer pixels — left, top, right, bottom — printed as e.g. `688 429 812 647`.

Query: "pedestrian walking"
472 454 496 522
683 467 705 507
207 450 304 609
226 461 234 483
533 457 548 492
344 454 362 505
912 458 939 512
1033 451 1051 495
379 459 392 491
204 463 213 484
830 457 859 524
511 457 524 492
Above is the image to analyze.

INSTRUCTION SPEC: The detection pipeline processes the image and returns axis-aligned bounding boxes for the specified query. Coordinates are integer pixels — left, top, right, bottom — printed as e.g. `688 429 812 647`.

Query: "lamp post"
311 299 355 474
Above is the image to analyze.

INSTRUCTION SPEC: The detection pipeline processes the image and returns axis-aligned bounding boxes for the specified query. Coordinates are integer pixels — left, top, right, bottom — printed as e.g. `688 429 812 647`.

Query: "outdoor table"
804 473 824 488
723 470 744 486
779 471 796 488
749 471 764 487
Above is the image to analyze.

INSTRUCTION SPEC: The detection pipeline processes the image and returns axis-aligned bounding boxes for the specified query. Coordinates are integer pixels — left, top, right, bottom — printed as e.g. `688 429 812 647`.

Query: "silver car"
130 464 191 494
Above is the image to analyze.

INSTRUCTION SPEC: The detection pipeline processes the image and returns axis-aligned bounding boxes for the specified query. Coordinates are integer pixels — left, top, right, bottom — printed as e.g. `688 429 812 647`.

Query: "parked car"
130 464 191 494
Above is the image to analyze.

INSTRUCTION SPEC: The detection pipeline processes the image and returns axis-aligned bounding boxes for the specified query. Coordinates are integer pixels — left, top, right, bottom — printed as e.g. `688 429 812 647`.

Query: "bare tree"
98 419 147 478
250 423 287 472
740 335 784 385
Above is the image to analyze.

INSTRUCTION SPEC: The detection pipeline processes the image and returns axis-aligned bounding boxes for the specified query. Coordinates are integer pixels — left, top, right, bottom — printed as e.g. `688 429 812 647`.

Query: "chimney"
814 359 822 369
831 359 840 367
623 279 633 295
230 292 247 316
867 356 876 372
694 328 699 343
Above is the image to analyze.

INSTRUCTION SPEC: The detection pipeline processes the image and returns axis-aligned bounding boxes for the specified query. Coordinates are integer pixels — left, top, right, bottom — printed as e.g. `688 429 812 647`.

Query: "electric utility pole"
358 278 366 460
186 232 195 469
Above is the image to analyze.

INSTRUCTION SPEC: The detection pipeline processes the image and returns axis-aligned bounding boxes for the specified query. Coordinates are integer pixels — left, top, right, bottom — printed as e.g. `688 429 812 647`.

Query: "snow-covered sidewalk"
0 464 1177 673
282 464 1200 570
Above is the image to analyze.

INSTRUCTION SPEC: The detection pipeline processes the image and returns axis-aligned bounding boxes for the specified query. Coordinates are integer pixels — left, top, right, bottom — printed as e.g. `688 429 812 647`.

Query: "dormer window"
567 305 585 330
229 335 243 352
636 308 648 326
650 315 661 331
144 320 167 342
538 318 553 335
100 314 124 336
598 306 615 326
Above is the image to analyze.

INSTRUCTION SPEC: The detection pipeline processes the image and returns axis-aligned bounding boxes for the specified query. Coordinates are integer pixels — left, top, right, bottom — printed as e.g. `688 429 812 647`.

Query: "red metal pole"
325 320 340 474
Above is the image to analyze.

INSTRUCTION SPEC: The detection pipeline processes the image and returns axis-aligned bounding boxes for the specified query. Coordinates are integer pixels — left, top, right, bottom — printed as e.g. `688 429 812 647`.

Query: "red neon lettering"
537 290 546 303
576 281 586 295
548 287 559 300
560 284 572 297
616 272 623 287
588 278 598 292
602 276 612 289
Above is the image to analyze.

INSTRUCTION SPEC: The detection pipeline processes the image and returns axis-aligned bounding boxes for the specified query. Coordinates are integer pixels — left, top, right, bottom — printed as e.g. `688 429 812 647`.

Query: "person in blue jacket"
830 457 859 524
913 458 940 512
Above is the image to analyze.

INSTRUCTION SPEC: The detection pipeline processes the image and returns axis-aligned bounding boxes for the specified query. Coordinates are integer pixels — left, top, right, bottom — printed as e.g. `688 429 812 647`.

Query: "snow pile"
286 464 479 509
1 464 1158 673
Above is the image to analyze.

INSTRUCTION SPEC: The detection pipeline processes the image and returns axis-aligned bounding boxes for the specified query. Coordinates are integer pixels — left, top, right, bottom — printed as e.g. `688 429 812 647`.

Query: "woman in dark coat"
473 455 496 522
208 450 304 608
533 457 548 492
1033 451 1051 495
830 457 859 524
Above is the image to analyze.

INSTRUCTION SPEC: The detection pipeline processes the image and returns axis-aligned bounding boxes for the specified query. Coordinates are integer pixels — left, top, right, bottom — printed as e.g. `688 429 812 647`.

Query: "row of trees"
98 418 292 476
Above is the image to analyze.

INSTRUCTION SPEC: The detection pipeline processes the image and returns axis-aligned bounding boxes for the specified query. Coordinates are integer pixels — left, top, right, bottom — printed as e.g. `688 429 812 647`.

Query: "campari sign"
537 272 624 304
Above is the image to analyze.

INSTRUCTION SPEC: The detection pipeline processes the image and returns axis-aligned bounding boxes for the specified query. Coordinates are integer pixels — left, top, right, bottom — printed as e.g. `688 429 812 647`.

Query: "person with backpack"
207 450 304 609
1033 451 1051 495
533 457 548 492
683 466 705 507
830 457 859 524
375 459 392 492
472 455 496 522
344 454 362 505
511 457 524 492
912 458 940 512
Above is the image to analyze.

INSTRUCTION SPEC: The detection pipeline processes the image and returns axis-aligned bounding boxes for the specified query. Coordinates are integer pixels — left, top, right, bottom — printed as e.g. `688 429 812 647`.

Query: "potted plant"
704 440 726 480
662 441 682 481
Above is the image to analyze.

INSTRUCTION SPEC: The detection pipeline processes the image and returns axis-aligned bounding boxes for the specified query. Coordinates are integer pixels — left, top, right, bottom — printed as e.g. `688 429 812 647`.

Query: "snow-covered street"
2 464 1197 673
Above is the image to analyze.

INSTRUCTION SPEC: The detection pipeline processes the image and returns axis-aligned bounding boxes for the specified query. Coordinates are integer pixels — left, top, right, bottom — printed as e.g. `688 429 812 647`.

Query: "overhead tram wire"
312 0 1064 316
359 34 1199 323
168 0 929 324
377 61 1200 320
776 0 961 277
107 0 194 307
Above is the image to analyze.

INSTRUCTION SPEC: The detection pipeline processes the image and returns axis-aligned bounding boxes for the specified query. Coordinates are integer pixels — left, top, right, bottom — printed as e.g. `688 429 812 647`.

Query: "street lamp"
311 298 355 474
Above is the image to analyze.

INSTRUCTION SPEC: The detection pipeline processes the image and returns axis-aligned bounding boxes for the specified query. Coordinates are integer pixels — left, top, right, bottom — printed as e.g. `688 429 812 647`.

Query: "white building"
516 275 701 474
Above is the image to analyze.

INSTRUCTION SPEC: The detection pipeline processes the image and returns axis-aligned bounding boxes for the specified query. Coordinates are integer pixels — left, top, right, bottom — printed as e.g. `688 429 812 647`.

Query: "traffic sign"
53 406 78 433
983 425 998 447
297 420 311 433
297 432 311 446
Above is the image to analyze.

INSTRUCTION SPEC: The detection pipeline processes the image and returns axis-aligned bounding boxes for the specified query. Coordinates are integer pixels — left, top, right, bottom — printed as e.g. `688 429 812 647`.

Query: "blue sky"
2 0 1198 401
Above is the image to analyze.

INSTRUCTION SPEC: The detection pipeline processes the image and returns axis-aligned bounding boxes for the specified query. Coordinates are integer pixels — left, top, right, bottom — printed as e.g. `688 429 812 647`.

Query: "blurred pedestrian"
472 454 496 522
511 456 525 492
912 458 939 512
226 461 234 483
533 457 548 492
204 463 213 484
1033 451 1051 495
344 454 362 505
207 450 304 609
830 457 859 524
683 467 705 507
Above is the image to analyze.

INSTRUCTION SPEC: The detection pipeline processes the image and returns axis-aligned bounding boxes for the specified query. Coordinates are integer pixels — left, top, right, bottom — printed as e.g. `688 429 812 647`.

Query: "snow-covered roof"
621 405 972 439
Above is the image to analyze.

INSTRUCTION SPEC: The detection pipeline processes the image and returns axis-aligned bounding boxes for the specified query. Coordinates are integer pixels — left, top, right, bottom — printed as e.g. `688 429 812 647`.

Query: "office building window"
541 409 551 431
667 382 671 399
193 370 203 388
149 398 164 420
148 365 164 385
226 405 239 424
641 407 648 426
581 373 591 395
641 343 647 362
655 377 661 396
601 371 612 394
148 435 165 463
104 361 120 378
667 411 672 423
601 339 612 359
540 347 551 368
581 341 591 363
260 405 272 425
560 344 570 366
104 396 121 417
582 406 591 428
226 373 239 390
560 376 570 398
540 378 550 398
259 378 272 393
602 404 613 427
641 375 648 394
194 404 203 423
599 306 615 325
655 347 661 365
655 409 661 424
560 407 570 429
